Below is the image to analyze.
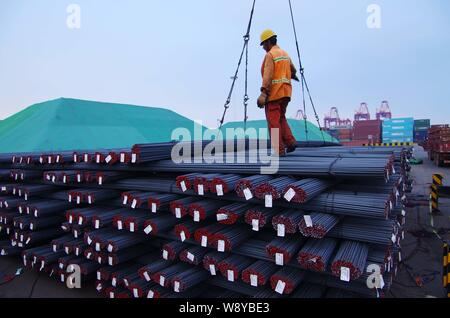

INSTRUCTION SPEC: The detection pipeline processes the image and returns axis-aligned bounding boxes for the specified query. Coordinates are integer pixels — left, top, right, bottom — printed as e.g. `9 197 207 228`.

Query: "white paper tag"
130 153 136 163
143 271 151 281
193 210 200 222
151 203 157 213
340 267 350 282
95 220 100 229
201 235 208 247
97 256 102 264
147 291 154 298
87 236 92 245
275 253 284 266
187 252 195 262
218 240 225 252
65 246 70 254
243 188 253 200
84 154 88 162
120 153 125 162
209 264 216 275
227 270 234 282
117 220 123 230
216 185 224 196
130 222 135 232
77 175 81 183
250 274 258 287
68 194 72 202
95 242 100 251
144 225 153 234
175 208 181 218
159 276 165 287
174 281 180 293
63 175 67 183
180 231 186 242
87 252 92 259
162 249 169 260
265 195 273 208
180 181 187 192
284 188 296 202
401 209 406 216
391 234 396 243
78 217 83 225
112 277 117 286
108 257 113 266
277 224 286 237
217 213 228 221
275 280 286 294
131 199 137 209
98 177 103 186
123 195 128 205
304 215 313 228
198 184 204 196
76 196 81 204
132 289 139 298
252 219 259 231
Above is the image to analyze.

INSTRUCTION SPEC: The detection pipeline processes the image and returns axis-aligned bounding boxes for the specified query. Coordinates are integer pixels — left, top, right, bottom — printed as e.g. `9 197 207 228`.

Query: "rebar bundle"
218 255 253 282
282 178 334 203
270 267 306 295
211 225 254 252
245 207 282 232
266 237 305 266
210 174 243 196
254 177 297 207
235 175 274 201
331 241 369 281
241 260 278 287
297 238 338 272
298 213 340 238
216 202 251 225
271 209 304 236
188 199 225 222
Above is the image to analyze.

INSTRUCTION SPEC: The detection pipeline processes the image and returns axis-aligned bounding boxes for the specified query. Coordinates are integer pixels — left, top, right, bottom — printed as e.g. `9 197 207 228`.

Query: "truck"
427 125 450 166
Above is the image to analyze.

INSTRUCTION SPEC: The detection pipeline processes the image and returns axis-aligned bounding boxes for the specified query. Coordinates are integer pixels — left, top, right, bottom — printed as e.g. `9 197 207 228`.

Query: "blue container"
414 130 428 142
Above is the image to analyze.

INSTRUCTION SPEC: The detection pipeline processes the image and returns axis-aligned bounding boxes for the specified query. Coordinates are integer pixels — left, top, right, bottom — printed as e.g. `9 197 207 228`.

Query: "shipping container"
414 119 431 130
352 120 381 143
414 130 428 142
427 125 450 166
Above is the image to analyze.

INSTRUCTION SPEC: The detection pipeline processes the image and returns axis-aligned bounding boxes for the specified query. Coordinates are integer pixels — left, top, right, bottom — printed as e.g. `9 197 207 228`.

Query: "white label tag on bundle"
61 275 65 283
97 272 101 280
95 220 100 229
87 252 92 259
68 194 72 202
95 242 100 251
187 252 195 262
275 253 284 266
69 215 73 223
402 231 405 239
133 289 139 298
98 177 103 186
18 189 22 196
391 234 396 243
65 246 70 254
129 222 135 232
120 153 125 162
277 224 286 237
174 281 180 293
252 219 259 231
147 291 154 298
209 264 216 275
180 231 186 242
108 257 113 266
162 250 169 260
151 203 157 213
340 267 350 282
401 209 406 216
143 271 151 281
97 256 102 264
78 217 83 225
250 274 258 287
117 220 123 230
1 186 5 191
53 245 57 253
217 240 225 252
52 176 56 183
84 154 88 162
175 208 181 218
216 185 224 196
63 176 67 183
76 196 81 204
144 225 153 234
193 211 200 222
398 251 402 262
159 276 165 287
198 185 204 196
227 270 234 282
131 153 137 163
275 280 286 294
309 257 317 263
77 175 81 183
180 181 187 192
304 215 313 228
217 213 228 221
112 278 117 286
87 236 92 245
389 201 393 210
201 235 207 247
123 196 128 205
243 188 253 200
19 206 23 214
265 195 273 208
284 188 296 202
131 199 137 209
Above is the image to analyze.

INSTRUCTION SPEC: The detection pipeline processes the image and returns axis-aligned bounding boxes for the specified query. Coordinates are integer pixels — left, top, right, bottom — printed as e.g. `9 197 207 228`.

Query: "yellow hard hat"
260 29 277 45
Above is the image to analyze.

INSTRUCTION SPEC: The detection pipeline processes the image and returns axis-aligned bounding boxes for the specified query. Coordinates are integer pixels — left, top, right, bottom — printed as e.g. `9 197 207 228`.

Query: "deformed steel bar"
297 238 338 272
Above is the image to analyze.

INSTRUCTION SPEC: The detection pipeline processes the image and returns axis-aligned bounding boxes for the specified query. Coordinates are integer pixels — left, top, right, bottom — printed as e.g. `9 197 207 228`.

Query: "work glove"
257 92 268 108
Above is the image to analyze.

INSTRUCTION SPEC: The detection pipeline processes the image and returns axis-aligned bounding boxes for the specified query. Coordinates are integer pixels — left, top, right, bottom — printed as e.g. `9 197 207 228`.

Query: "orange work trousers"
265 97 297 154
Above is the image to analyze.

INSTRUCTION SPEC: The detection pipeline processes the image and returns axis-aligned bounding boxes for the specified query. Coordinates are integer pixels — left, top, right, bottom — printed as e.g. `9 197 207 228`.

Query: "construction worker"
257 29 299 156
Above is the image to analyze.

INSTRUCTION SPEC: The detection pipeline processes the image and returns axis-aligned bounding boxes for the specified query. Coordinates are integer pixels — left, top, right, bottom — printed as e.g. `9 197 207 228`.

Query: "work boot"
286 143 297 153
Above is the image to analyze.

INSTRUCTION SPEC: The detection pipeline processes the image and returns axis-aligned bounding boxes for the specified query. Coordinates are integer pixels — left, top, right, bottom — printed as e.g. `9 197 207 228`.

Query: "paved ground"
387 146 450 298
0 146 449 298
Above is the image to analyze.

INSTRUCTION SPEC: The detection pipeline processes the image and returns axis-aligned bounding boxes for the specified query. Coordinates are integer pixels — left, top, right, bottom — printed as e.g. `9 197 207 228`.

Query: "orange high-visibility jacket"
261 45 295 102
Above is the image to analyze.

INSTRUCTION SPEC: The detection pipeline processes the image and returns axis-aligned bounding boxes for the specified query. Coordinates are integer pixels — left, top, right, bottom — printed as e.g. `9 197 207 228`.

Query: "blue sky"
1 0 449 128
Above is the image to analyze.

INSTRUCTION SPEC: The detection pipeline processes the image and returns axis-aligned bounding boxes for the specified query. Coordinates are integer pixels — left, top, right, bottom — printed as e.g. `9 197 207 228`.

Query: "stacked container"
382 118 414 143
352 120 382 144
414 119 431 143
